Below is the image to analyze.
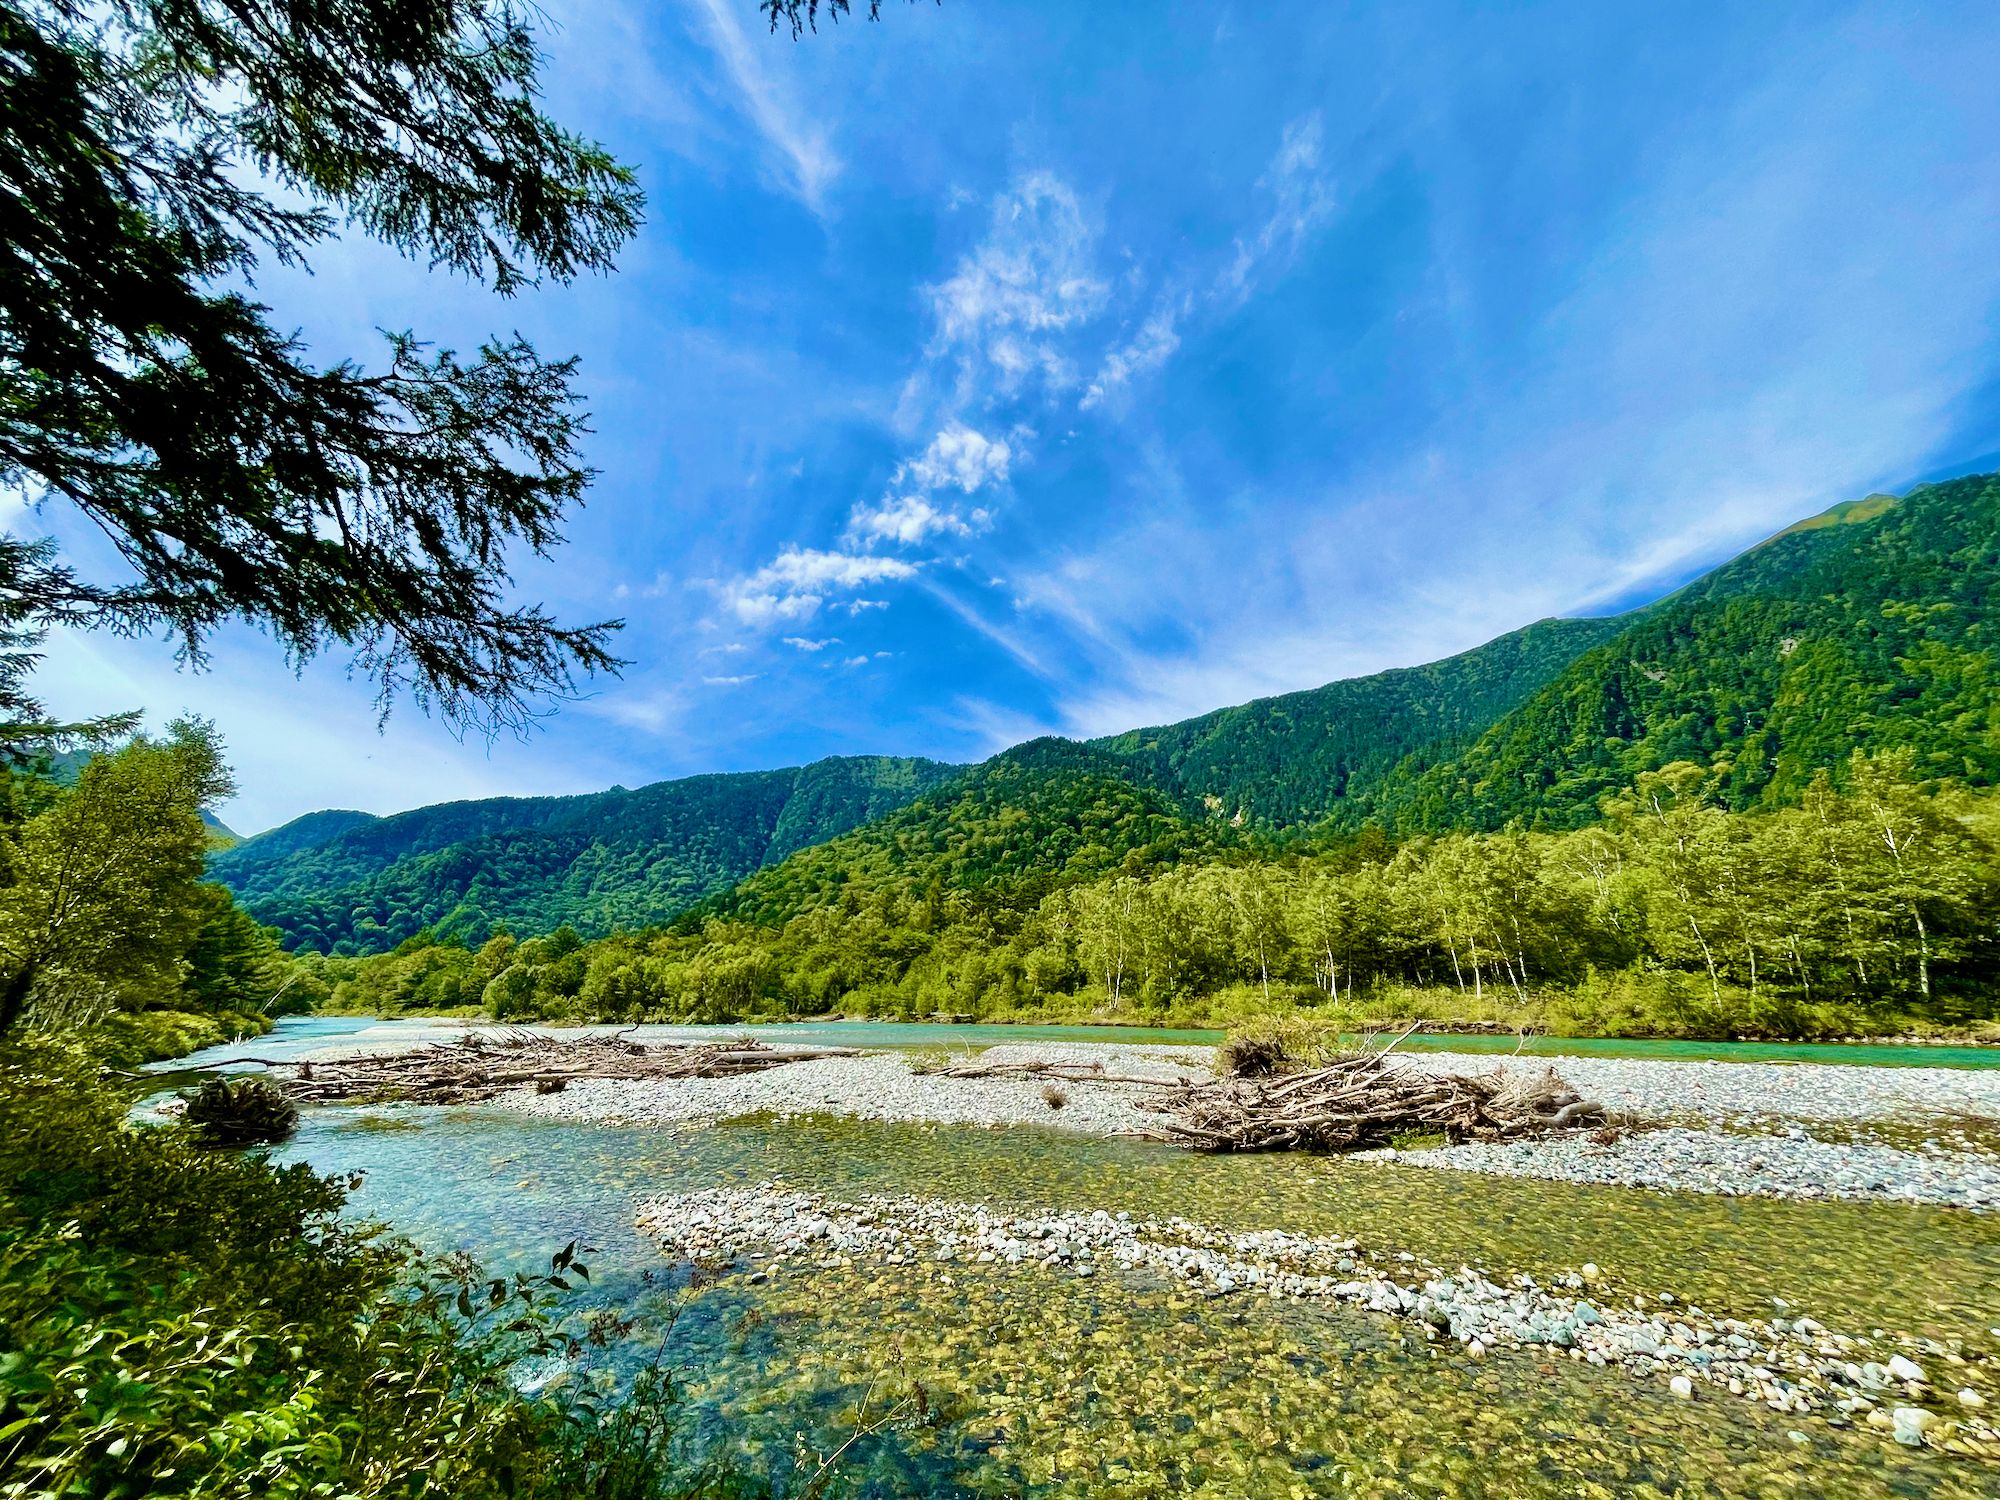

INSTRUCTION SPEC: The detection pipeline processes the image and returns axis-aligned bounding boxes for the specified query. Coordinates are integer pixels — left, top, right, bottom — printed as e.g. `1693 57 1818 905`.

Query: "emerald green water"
170 1012 2000 1497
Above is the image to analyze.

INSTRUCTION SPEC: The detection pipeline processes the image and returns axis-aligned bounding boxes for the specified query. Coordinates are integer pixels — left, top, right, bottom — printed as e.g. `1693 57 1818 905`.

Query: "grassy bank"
84 1007 275 1067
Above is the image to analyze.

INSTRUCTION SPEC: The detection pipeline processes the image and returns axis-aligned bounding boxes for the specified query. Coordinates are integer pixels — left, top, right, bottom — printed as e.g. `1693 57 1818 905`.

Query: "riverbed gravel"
635 1184 2000 1457
1365 1127 2000 1210
512 1043 1195 1137
503 1038 2000 1210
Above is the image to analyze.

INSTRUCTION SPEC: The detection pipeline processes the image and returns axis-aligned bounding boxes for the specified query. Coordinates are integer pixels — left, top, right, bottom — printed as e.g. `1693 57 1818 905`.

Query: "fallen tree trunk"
1142 1050 1606 1153
919 1058 1193 1088
256 1029 856 1105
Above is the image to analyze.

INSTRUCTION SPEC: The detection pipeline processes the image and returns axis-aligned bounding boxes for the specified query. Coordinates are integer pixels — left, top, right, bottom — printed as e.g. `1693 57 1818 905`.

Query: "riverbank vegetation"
299 750 2000 1041
0 1040 766 1499
0 723 290 1062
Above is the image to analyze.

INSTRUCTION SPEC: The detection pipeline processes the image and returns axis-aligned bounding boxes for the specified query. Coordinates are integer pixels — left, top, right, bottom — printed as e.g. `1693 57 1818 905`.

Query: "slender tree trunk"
1687 915 1721 1003
1912 904 1931 1000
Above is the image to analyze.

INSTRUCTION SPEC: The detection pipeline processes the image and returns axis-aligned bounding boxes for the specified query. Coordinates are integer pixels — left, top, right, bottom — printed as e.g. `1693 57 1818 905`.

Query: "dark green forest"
211 755 959 954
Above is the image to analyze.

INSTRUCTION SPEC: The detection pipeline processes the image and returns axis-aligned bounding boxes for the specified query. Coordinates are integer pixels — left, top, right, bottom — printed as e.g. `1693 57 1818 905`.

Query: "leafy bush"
180 1075 300 1146
0 1040 754 1499
84 1008 271 1068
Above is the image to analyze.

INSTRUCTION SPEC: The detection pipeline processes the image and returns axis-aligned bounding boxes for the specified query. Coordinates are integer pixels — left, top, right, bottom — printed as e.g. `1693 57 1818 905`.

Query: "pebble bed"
512 1043 1193 1137
508 1040 2000 1211
1369 1127 2000 1210
637 1184 2000 1458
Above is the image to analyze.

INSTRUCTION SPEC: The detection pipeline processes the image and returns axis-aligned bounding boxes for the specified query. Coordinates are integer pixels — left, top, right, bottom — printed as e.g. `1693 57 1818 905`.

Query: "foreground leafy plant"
0 1040 758 1499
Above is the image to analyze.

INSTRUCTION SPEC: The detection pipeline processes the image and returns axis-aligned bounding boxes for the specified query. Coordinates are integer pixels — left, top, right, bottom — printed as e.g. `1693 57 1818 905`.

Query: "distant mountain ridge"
214 472 2000 953
1092 614 1625 827
1366 472 2000 830
210 756 960 953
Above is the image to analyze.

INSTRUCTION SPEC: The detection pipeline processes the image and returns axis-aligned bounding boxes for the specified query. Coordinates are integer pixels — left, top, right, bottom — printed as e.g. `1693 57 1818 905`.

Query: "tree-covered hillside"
218 473 2000 955
695 737 1226 927
1370 473 2000 831
211 756 960 953
1095 615 1625 826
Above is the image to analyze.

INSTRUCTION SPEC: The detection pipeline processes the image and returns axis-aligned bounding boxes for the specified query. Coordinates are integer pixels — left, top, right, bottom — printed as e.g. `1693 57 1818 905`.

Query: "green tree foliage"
211 756 962 954
1376 475 2000 830
697 739 1225 927
0 719 234 1028
338 753 1999 1039
0 722 291 1057
0 0 643 730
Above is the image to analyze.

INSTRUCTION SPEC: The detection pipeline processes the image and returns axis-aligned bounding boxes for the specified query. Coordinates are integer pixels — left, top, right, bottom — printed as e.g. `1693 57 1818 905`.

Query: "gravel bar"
486 1039 2000 1211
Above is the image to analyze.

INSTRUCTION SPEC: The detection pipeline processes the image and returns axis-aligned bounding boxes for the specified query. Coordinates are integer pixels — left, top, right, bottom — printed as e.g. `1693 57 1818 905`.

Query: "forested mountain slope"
1094 615 1624 826
211 756 959 953
1368 474 2000 830
693 737 1224 926
221 473 2000 954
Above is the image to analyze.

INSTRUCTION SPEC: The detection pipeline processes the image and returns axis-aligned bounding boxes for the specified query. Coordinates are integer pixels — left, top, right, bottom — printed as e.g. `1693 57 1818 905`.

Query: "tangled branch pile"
262 1030 856 1105
1144 1051 1605 1153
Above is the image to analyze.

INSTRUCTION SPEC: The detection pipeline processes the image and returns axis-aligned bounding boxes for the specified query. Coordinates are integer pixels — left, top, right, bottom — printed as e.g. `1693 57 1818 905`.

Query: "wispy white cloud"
782 635 841 651
848 492 985 546
717 547 918 627
1220 112 1336 299
689 0 839 212
927 172 1107 398
847 423 1013 545
701 673 759 687
1081 299 1186 410
904 424 1014 492
919 578 1052 680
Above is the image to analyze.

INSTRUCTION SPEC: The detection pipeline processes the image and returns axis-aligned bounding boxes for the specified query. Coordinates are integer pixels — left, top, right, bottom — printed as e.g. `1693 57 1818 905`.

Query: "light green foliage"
0 721 234 1029
0 724 298 1054
329 752 1999 1039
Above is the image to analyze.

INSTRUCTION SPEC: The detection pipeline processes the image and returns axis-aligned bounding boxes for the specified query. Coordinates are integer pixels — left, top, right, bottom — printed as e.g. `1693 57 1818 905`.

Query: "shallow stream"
168 1018 2000 1497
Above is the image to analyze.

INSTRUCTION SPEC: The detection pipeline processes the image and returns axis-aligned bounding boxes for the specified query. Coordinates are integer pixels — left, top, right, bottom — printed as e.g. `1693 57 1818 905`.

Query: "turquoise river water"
162 1017 2000 1497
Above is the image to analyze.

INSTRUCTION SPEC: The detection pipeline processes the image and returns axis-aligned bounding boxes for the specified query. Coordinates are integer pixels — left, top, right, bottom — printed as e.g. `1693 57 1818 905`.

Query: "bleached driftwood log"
233 1029 857 1105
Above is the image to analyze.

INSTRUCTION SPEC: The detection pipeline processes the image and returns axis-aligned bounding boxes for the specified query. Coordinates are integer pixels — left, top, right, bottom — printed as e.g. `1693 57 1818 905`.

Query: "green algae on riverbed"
281 1104 2000 1496
674 1260 1992 1499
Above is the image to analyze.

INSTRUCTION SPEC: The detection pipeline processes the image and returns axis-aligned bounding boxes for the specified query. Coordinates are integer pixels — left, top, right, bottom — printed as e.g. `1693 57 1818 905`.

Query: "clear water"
166 1019 2000 1496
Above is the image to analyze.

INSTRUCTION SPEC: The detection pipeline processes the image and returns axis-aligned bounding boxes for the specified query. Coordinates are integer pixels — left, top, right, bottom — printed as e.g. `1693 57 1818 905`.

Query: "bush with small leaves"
180 1075 299 1146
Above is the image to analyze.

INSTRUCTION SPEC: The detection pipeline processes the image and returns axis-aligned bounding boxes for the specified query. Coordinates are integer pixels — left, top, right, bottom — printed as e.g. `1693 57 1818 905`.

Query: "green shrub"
0 1040 755 1499
180 1075 300 1146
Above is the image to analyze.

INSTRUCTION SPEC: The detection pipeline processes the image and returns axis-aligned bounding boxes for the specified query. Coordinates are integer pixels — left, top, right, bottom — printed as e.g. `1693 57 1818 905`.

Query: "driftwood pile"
254 1029 857 1106
1143 1049 1606 1153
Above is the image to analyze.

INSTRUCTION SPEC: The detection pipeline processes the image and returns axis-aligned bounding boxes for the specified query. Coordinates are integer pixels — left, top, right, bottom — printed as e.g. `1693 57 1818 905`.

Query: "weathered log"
252 1031 857 1105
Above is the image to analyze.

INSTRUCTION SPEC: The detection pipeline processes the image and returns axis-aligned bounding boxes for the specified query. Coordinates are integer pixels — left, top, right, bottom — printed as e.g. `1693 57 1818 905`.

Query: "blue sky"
29 0 2000 833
